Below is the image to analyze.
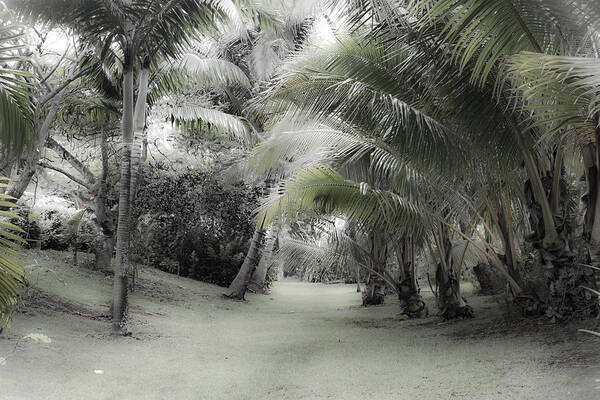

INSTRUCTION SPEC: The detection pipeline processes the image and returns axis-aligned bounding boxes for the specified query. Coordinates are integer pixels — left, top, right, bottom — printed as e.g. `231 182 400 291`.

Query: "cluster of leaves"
132 163 261 286
10 208 98 252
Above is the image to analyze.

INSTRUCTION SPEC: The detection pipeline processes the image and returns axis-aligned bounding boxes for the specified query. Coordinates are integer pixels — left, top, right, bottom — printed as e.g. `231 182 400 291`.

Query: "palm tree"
12 0 270 333
253 0 600 319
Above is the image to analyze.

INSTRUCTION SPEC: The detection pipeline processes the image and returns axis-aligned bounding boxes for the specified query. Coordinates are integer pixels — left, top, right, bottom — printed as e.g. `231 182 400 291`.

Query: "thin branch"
45 137 97 186
38 162 93 190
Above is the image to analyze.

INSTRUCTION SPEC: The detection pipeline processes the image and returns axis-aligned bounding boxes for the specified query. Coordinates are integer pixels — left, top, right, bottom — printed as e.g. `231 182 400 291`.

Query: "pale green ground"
0 250 598 400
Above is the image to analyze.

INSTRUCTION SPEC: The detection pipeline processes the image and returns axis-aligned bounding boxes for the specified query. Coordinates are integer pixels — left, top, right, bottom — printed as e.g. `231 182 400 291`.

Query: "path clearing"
1 251 598 399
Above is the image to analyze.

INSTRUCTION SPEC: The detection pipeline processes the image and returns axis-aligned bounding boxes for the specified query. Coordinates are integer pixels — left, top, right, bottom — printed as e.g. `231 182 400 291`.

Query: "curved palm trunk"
248 224 279 294
521 143 596 317
223 226 266 300
112 67 135 334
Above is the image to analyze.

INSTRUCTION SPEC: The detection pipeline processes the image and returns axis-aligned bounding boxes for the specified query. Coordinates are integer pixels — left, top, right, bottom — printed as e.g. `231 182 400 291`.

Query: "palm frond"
257 165 428 235
179 54 251 89
0 8 32 155
157 101 254 143
0 177 25 331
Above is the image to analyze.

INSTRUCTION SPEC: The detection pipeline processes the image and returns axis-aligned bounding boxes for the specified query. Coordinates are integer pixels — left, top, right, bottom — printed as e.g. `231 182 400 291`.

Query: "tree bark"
223 226 266 300
112 67 135 334
473 263 505 295
395 238 427 317
127 65 150 291
93 128 115 271
248 224 279 294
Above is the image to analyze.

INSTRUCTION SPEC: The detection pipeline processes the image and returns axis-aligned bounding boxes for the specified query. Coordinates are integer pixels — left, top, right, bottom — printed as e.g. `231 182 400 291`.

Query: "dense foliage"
132 164 261 286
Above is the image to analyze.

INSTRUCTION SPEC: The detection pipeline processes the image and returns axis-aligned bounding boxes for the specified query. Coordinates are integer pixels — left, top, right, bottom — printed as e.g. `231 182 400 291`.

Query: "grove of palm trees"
1 0 599 399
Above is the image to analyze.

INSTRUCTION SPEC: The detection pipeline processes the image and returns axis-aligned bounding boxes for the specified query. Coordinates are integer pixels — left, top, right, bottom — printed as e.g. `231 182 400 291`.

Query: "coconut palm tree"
253 0 600 318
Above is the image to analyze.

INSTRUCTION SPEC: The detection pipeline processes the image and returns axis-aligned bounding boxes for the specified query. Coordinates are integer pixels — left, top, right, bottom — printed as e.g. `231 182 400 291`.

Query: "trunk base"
222 289 246 301
362 280 386 306
401 294 428 318
440 303 474 320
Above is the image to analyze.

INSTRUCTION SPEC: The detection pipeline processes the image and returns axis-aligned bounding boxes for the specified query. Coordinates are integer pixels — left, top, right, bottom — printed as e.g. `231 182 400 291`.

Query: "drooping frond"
503 52 600 142
178 54 252 89
0 8 32 155
0 177 26 330
156 101 253 143
250 120 425 197
257 166 428 235
407 0 570 86
259 37 464 170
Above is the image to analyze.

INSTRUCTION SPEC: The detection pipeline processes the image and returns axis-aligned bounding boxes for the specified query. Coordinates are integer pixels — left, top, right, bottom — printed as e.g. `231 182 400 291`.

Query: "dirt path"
1 251 598 399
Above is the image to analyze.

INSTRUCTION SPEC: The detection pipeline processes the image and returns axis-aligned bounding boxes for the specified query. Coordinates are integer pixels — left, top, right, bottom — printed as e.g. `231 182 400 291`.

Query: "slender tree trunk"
112 67 135 334
248 224 279 294
223 226 266 300
127 65 150 292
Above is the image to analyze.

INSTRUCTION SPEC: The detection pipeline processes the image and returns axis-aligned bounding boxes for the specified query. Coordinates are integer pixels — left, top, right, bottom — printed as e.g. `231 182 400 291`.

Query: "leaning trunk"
248 224 279 294
112 67 135 334
6 93 64 201
223 226 265 300
362 265 386 306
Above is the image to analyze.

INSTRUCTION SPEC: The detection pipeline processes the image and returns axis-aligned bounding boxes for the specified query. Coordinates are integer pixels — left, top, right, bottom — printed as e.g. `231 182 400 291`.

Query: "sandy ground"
1 250 599 400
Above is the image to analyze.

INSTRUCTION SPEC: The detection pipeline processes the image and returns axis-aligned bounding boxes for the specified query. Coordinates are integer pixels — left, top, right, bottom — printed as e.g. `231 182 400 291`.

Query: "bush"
132 164 260 287
11 207 98 252
9 207 42 248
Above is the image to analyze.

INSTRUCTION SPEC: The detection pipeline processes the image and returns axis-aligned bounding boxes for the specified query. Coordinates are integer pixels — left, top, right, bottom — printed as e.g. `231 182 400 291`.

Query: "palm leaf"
0 177 25 331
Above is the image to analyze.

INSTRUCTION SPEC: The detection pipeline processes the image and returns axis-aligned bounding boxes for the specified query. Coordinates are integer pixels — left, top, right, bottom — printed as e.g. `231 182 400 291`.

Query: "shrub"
132 164 260 287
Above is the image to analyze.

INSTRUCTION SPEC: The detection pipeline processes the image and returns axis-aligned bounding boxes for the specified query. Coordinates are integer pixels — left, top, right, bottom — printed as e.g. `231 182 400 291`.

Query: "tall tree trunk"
127 65 150 291
248 224 279 294
112 66 135 334
223 226 266 300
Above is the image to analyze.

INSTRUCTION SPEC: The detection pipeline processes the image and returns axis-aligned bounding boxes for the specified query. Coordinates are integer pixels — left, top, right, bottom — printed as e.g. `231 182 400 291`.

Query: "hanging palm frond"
0 7 32 155
0 177 26 331
179 54 252 89
257 165 428 235
157 101 254 143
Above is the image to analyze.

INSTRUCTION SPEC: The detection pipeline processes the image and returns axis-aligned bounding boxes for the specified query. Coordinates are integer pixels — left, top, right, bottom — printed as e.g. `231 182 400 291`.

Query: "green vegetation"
0 1 599 398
